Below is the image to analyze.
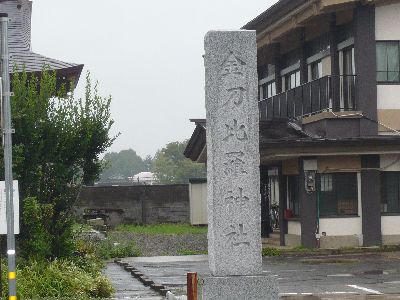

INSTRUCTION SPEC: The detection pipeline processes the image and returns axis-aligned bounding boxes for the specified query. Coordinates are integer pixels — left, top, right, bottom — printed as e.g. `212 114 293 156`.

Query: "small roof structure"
0 0 83 87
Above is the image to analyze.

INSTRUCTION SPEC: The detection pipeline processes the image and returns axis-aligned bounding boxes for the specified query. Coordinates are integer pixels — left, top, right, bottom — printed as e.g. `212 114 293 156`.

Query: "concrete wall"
286 220 301 246
377 85 400 132
381 215 400 245
319 218 362 248
288 220 301 235
375 2 400 40
319 218 362 237
75 185 190 227
380 154 400 245
189 181 208 225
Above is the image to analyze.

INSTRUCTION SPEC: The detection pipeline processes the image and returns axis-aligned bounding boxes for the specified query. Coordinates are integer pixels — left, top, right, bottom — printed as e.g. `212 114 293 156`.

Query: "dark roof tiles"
0 0 83 83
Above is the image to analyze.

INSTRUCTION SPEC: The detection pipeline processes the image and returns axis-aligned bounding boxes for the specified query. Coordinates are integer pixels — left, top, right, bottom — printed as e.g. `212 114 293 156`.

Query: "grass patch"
262 247 282 257
96 238 141 259
115 224 208 235
75 232 141 260
289 245 313 252
177 249 208 256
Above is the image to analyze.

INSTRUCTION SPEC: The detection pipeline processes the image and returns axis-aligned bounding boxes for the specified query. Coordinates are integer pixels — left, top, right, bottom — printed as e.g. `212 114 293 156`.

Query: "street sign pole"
0 13 17 300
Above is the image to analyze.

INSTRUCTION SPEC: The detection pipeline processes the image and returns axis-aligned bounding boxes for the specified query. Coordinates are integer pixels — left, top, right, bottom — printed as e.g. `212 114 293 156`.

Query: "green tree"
2 69 116 258
143 155 154 171
153 140 206 184
100 149 148 181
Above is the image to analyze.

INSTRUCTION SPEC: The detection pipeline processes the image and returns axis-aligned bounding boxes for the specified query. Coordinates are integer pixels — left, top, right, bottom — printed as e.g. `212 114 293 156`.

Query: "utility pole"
0 13 17 300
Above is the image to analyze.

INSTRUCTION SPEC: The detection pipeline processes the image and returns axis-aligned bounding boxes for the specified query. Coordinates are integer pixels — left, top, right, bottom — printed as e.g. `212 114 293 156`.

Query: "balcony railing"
259 75 356 121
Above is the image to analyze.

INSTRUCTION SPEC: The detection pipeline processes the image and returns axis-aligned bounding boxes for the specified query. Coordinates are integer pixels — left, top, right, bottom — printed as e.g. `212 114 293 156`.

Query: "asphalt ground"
121 251 400 298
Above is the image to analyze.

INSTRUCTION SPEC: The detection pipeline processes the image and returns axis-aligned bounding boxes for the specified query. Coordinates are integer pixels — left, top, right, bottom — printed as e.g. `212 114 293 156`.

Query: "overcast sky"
31 0 277 158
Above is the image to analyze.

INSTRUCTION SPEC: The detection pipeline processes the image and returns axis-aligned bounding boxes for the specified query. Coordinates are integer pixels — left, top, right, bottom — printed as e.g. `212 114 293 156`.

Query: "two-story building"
185 0 400 248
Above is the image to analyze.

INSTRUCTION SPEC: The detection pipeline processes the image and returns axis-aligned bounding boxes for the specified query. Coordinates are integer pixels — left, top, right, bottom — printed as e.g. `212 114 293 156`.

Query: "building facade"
185 0 400 248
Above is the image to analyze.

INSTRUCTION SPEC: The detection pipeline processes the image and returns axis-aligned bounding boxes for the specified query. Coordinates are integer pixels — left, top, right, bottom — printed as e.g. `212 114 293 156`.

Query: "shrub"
19 197 54 260
8 70 116 259
1 259 114 299
262 247 282 257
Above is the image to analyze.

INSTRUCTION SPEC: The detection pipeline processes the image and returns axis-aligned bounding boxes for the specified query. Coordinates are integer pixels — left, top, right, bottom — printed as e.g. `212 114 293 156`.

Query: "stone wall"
75 185 190 227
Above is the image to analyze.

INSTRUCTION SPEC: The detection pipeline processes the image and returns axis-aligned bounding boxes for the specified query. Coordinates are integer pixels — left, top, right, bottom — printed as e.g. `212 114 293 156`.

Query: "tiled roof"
0 0 83 85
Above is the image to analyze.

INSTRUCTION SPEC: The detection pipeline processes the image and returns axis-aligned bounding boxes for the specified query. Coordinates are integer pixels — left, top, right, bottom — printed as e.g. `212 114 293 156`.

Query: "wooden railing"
259 75 356 120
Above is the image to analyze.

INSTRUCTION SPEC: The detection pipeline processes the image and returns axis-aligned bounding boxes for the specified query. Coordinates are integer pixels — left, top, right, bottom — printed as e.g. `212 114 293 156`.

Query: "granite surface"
204 30 262 277
202 275 279 300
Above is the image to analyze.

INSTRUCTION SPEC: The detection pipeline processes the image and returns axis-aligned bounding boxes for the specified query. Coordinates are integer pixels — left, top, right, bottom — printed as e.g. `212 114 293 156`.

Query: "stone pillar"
203 30 278 300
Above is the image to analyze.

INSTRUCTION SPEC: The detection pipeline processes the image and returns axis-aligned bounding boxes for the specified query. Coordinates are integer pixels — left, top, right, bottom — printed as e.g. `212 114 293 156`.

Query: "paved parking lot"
121 252 400 297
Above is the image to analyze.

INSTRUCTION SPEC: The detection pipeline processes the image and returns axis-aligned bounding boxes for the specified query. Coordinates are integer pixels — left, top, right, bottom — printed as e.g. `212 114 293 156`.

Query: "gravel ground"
109 232 208 257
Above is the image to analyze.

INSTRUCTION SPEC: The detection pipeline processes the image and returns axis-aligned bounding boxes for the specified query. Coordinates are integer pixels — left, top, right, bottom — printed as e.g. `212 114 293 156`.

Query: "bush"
8 70 116 259
262 247 282 257
19 197 54 259
1 259 6 299
1 259 114 299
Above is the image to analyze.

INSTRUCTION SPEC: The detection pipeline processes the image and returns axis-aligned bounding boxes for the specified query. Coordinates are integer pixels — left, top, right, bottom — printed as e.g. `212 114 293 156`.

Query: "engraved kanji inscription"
223 119 247 141
221 52 245 76
224 224 250 247
220 52 247 109
223 152 247 176
224 187 249 207
223 87 246 107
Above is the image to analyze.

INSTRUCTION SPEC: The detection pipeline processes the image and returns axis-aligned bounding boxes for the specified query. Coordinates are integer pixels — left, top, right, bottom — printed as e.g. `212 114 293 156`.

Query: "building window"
287 176 299 217
285 70 301 91
320 174 333 192
342 46 355 76
376 41 400 82
268 174 279 208
319 173 358 217
261 81 276 100
382 172 400 213
310 60 322 81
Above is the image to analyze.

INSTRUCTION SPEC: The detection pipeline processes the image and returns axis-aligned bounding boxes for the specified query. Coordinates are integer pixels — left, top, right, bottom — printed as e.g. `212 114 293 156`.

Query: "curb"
268 246 400 258
280 295 400 299
114 259 171 296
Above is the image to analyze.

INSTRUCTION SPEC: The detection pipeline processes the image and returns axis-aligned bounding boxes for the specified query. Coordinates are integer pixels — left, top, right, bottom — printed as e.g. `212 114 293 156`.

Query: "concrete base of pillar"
202 275 278 300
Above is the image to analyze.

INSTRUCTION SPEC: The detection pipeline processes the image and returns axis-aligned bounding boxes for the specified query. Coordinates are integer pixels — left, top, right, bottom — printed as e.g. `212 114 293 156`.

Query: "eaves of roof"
184 122 206 161
242 0 308 31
